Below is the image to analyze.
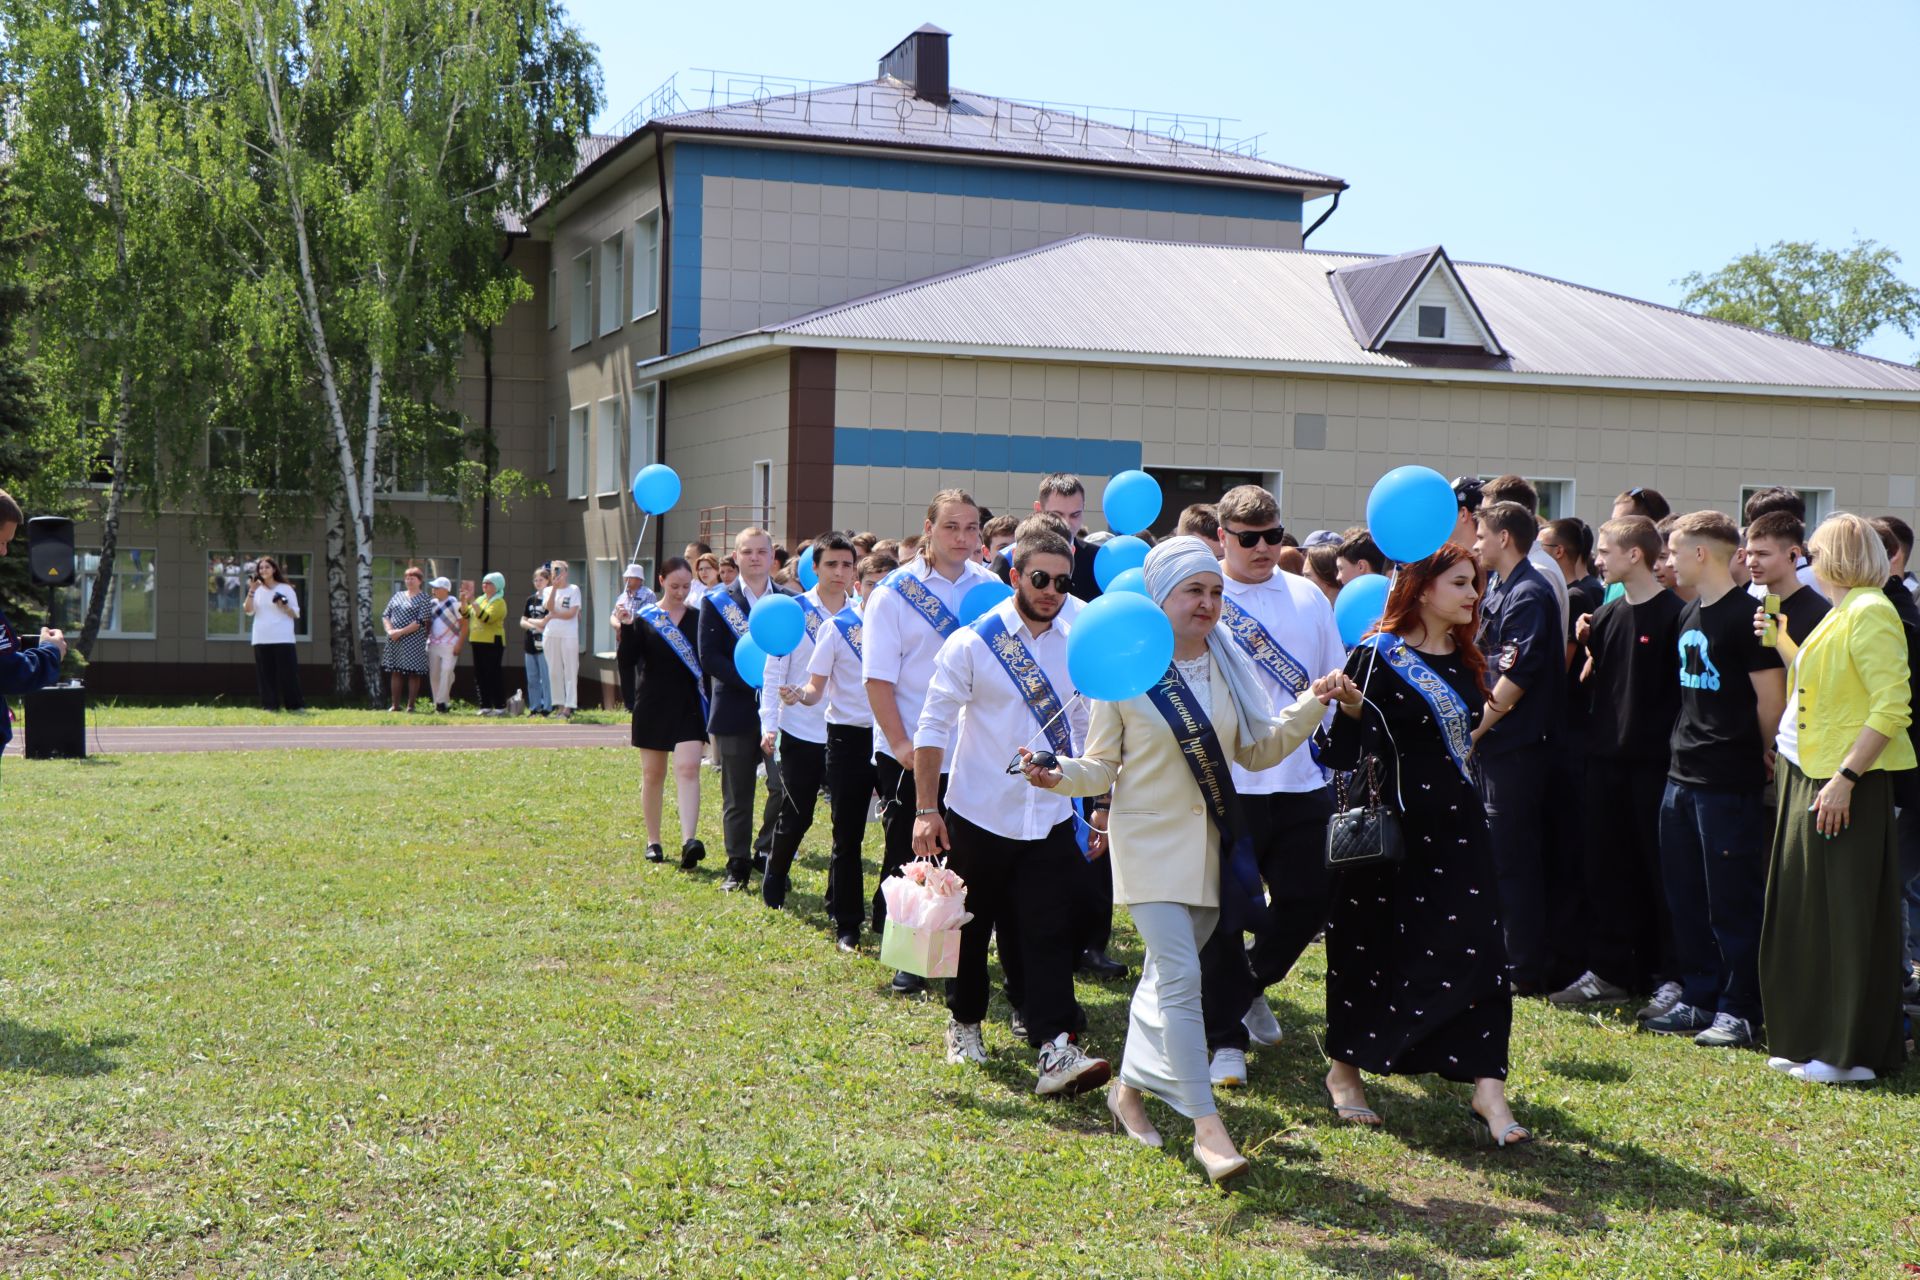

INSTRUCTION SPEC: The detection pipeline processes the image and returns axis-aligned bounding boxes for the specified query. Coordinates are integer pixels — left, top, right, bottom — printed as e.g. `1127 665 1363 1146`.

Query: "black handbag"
1324 647 1408 873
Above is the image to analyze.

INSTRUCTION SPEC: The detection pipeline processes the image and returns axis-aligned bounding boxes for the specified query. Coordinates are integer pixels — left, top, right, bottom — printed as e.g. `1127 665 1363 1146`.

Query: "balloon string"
1019 691 1084 752
630 512 650 567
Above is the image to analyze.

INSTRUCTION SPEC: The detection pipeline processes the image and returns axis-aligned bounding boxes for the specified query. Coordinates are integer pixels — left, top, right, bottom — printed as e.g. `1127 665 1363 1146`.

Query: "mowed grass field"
1 747 1916 1278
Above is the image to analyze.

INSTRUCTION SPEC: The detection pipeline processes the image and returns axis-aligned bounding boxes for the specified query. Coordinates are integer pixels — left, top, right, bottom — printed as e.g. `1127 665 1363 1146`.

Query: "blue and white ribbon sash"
879 566 960 641
1143 666 1268 930
1220 597 1311 696
973 612 1073 758
1359 632 1474 783
798 596 826 641
709 588 750 640
642 604 708 723
831 608 864 660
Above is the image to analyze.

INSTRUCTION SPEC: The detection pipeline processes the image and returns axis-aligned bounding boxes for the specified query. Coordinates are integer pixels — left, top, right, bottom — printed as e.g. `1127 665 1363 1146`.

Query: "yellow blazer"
1788 585 1916 777
1052 654 1326 908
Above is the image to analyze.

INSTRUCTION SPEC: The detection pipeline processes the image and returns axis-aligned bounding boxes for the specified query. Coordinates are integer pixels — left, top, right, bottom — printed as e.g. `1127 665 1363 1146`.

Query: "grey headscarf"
1143 536 1277 746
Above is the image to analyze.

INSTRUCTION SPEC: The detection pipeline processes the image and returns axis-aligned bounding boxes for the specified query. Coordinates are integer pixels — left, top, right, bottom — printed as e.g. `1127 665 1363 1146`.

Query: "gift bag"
877 859 972 980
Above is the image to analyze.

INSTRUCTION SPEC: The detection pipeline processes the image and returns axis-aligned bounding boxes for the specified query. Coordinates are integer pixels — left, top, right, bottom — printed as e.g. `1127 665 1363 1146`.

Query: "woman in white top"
424 576 465 713
242 556 304 712
541 560 584 718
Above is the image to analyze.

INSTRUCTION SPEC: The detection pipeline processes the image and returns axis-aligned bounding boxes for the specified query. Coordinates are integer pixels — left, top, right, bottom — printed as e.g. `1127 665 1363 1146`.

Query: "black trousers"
945 810 1086 1046
1073 816 1114 955
715 734 782 879
1581 754 1674 990
762 732 829 909
872 753 945 933
824 724 879 938
1201 787 1335 1051
1481 748 1554 990
471 640 506 710
1543 733 1592 986
252 643 304 712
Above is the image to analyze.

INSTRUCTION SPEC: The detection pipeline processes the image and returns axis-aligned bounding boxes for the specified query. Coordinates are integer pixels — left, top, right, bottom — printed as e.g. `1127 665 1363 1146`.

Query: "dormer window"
1327 246 1505 357
1417 305 1447 339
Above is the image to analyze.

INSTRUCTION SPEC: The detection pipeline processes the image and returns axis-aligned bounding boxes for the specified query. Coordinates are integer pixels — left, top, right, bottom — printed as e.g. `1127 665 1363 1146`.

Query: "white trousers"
427 645 459 706
1122 901 1222 1120
544 633 580 708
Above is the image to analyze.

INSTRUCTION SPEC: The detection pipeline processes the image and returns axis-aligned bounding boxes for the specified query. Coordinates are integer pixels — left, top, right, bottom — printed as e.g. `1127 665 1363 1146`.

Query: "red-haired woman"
1318 546 1530 1147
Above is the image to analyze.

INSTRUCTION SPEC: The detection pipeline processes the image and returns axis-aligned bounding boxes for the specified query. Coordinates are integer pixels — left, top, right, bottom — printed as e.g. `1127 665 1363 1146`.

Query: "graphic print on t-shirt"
1677 630 1722 691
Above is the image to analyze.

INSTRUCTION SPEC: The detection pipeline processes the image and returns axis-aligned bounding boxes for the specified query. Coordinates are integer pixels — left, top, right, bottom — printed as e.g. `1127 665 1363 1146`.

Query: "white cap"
623 563 646 580
429 576 452 590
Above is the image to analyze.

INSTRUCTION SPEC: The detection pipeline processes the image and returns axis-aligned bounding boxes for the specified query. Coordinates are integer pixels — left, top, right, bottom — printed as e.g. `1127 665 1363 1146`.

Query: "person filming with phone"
242 554 305 712
0 489 67 753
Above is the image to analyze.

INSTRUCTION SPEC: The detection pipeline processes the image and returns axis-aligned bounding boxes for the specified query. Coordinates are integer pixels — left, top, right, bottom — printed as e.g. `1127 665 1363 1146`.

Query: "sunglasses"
1025 569 1074 592
1224 528 1286 548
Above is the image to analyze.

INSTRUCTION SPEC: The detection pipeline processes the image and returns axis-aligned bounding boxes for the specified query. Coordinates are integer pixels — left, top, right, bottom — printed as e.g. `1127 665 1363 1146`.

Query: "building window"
547 414 557 473
569 250 592 349
629 385 658 475
54 548 157 638
596 396 621 496
1740 485 1833 527
566 559 589 655
751 459 774 529
592 558 620 657
599 232 625 337
1478 475 1574 520
633 210 661 320
547 267 558 330
1418 305 1447 339
371 554 463 604
206 552 311 641
567 406 589 499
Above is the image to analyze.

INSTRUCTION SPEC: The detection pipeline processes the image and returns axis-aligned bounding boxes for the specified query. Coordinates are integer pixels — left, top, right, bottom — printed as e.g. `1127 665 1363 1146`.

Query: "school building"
71 24 1920 703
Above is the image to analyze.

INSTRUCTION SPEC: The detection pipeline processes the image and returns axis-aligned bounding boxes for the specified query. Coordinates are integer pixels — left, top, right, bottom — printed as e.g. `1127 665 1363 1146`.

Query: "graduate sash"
642 604 708 723
880 566 960 641
831 608 863 660
1220 597 1311 696
708 587 750 640
973 612 1073 758
1359 632 1474 784
1143 666 1268 930
798 596 827 642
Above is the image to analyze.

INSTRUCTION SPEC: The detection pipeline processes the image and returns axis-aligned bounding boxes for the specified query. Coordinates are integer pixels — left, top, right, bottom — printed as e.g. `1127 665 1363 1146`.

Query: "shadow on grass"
0 1021 132 1077
1539 1057 1633 1084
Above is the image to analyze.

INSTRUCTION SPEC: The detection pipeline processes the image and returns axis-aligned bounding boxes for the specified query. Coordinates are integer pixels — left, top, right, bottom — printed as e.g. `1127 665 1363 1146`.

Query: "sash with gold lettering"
879 565 960 641
1143 665 1268 931
1359 632 1474 784
798 595 826 642
1220 597 1311 696
831 607 863 660
972 611 1073 758
641 604 708 723
707 586 750 641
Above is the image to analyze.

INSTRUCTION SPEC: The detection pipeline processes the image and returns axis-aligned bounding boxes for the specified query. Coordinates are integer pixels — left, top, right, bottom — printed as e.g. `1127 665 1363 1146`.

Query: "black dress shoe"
891 970 927 995
680 838 706 870
752 851 769 873
1077 948 1128 980
645 843 665 864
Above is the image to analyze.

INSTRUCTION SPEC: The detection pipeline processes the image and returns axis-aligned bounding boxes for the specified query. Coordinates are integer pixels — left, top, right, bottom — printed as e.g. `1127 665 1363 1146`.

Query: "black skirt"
631 609 708 750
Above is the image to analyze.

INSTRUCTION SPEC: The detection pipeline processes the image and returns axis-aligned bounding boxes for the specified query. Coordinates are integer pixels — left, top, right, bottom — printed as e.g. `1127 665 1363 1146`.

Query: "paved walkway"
89 723 632 754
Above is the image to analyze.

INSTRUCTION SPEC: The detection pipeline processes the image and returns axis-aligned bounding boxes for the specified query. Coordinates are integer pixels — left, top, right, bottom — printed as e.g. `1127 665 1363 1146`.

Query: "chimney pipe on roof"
879 24 950 105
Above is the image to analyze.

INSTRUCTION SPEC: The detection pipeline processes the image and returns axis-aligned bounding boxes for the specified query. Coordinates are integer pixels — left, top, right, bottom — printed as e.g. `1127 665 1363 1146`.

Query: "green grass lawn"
50 695 631 728
1 748 1915 1278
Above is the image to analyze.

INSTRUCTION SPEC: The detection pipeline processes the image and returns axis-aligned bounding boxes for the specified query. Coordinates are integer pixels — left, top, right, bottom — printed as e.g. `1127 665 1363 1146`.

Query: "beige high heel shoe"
1193 1142 1250 1185
1106 1088 1162 1148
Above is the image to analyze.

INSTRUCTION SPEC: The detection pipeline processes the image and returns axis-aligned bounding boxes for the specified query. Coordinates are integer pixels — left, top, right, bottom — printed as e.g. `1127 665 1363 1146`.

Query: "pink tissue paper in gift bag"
878 859 972 979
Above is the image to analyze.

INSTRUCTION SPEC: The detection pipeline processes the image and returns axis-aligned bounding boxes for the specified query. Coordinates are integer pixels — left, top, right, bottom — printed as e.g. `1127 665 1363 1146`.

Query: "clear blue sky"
564 0 1920 363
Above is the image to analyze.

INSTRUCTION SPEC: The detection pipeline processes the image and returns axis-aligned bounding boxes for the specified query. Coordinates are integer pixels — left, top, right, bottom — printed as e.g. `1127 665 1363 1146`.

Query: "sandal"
1323 1081 1382 1127
1468 1105 1534 1148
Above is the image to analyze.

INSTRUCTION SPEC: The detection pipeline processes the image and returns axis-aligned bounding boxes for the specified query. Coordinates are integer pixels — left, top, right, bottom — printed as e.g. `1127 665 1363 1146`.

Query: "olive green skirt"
1757 761 1908 1077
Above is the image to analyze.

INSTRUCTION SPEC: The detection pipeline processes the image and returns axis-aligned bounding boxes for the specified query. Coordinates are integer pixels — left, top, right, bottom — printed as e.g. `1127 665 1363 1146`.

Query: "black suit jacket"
697 579 799 737
1070 535 1102 602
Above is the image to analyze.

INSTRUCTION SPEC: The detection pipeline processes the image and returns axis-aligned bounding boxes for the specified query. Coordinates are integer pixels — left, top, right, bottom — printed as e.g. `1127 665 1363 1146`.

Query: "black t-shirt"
1563 573 1604 731
1776 584 1831 646
523 591 548 655
1585 591 1685 761
1669 589 1783 789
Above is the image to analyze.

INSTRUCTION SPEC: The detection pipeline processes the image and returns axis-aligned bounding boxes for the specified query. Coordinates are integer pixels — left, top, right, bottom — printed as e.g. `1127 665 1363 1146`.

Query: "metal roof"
757 235 1920 396
650 79 1344 190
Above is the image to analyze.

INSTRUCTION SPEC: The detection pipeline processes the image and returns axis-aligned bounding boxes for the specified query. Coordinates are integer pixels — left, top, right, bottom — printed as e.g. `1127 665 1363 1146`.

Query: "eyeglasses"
1224 527 1286 548
1025 569 1074 592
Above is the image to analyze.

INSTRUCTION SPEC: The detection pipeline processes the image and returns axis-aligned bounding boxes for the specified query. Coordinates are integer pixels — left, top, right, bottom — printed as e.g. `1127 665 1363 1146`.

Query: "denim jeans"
522 650 551 713
1659 779 1767 1023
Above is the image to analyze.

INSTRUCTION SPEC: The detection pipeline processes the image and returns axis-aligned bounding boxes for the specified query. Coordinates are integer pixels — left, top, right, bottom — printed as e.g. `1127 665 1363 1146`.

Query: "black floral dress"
1321 639 1511 1083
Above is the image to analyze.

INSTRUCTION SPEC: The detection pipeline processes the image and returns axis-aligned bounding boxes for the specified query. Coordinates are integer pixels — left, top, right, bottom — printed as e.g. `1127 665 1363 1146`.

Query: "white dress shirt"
1223 569 1347 795
759 587 834 744
1527 542 1571 642
861 556 998 763
806 609 874 728
914 596 1089 841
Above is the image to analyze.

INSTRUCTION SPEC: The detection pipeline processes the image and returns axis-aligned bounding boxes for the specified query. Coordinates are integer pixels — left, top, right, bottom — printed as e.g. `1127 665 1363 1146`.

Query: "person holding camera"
242 555 305 712
0 490 66 753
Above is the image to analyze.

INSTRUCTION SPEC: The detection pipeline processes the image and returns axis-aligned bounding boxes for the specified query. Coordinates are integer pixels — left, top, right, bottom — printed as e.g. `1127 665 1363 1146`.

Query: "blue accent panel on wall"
835 427 1142 475
668 163 704 353
674 142 1304 223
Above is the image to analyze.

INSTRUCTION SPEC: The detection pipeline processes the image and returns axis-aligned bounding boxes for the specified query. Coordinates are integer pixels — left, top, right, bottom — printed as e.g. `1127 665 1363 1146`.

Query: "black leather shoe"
1077 948 1128 980
645 843 665 864
680 839 706 870
890 970 927 995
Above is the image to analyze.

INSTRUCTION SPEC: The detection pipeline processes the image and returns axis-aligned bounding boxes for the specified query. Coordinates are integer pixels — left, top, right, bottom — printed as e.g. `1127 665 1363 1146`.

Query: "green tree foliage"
1678 238 1920 359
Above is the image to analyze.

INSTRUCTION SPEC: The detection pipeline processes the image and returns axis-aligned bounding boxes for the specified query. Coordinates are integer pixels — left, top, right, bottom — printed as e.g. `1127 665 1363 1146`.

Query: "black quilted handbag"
1323 648 1407 872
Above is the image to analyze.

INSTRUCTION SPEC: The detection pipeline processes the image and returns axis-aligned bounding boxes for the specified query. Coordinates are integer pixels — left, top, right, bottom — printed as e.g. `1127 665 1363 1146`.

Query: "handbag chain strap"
1352 638 1407 812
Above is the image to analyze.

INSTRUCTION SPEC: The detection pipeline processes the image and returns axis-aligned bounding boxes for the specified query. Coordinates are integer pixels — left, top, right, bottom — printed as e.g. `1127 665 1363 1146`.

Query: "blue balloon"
1094 535 1150 591
1067 591 1175 702
748 594 806 657
796 546 818 591
733 635 769 688
1102 469 1163 536
958 579 1012 625
1105 567 1148 596
1334 573 1392 647
632 464 682 515
1364 465 1456 564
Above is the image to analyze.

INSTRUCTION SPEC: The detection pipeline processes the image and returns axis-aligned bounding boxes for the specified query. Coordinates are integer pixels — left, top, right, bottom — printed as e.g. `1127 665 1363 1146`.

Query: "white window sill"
207 634 313 643
630 307 659 324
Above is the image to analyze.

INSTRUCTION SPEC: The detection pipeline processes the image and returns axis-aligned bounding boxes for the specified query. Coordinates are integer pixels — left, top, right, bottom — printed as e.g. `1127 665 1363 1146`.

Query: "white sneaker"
1209 1047 1247 1089
1035 1033 1111 1097
1788 1059 1876 1085
1242 996 1283 1048
1636 980 1684 1022
1766 1056 1804 1074
944 1019 986 1066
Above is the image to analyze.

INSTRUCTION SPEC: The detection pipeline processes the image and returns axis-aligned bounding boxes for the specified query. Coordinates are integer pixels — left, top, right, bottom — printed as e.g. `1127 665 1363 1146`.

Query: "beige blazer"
1053 654 1326 908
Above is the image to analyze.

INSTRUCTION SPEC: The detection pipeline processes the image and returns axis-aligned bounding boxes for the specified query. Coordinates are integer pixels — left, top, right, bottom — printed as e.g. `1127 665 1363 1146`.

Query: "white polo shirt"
914 596 1088 841
758 588 834 745
1223 569 1346 795
806 606 873 727
860 556 998 764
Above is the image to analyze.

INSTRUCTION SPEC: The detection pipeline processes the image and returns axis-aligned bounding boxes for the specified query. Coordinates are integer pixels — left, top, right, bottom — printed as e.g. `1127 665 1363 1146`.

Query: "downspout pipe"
1301 190 1341 244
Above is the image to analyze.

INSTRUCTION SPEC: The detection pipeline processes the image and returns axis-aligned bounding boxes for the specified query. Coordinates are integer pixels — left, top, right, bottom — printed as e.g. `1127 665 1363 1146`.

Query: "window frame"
598 231 625 337
632 210 662 321
566 405 589 500
1417 305 1448 339
595 395 622 497
628 385 658 477
205 550 314 643
56 547 159 640
546 266 559 330
1476 474 1575 521
751 458 774 529
591 557 621 658
1739 485 1834 528
568 249 593 350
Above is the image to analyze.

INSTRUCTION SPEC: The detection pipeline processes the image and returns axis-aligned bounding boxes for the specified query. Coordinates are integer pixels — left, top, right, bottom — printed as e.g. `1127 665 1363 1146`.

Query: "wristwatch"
1839 766 1862 784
